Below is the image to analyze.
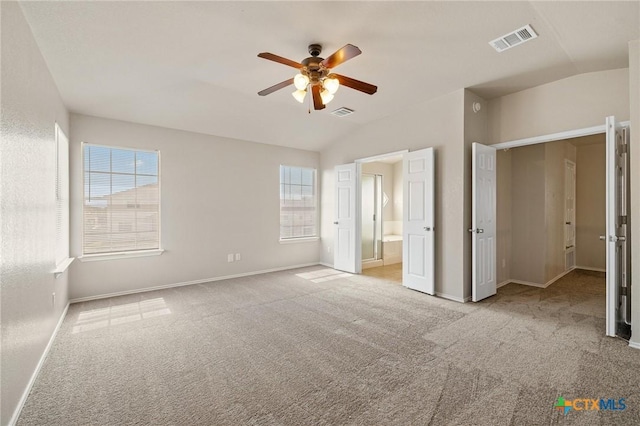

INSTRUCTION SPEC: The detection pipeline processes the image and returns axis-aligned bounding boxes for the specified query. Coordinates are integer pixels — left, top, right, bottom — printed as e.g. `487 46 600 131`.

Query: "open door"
605 116 631 338
471 143 497 302
402 148 435 295
334 163 360 273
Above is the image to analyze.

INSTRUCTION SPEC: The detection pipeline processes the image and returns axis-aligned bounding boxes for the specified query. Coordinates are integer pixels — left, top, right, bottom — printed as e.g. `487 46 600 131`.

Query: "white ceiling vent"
331 107 355 117
490 24 538 53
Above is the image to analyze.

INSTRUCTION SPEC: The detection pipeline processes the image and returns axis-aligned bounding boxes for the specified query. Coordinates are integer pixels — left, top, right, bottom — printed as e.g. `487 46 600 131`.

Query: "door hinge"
619 215 627 225
619 144 628 154
620 286 628 296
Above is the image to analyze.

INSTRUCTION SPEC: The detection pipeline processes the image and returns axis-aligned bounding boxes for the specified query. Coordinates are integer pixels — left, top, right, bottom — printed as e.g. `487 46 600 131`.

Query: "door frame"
490 119 630 338
353 150 409 274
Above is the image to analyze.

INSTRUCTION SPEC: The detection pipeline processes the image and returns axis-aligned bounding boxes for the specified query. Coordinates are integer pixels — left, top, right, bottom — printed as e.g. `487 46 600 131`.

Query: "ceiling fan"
257 43 377 110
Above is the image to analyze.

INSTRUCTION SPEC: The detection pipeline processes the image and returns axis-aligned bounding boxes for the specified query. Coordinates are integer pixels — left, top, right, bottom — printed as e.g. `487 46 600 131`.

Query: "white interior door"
402 148 435 295
471 143 497 302
605 116 631 338
334 163 360 273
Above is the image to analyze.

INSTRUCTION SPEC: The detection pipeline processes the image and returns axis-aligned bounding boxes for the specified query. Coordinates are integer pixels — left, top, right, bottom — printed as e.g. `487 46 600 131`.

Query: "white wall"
488 68 629 144
320 90 466 301
575 140 606 270
0 3 70 425
68 114 320 300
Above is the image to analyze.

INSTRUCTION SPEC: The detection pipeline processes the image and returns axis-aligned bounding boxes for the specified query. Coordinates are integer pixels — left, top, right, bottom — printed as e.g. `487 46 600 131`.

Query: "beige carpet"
18 268 640 425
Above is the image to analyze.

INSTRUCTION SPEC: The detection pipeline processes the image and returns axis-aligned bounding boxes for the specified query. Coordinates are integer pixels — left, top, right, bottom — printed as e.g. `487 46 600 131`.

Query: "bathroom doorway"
360 154 404 283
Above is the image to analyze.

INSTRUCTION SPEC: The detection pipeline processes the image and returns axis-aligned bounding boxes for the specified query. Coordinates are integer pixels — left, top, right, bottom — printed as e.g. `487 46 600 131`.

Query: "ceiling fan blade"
258 78 294 96
321 44 362 69
311 85 325 110
257 52 303 69
333 73 378 95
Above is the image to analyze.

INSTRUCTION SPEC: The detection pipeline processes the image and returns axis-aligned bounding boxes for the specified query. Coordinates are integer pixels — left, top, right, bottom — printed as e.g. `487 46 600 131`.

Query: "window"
83 144 160 255
55 124 69 266
279 165 317 240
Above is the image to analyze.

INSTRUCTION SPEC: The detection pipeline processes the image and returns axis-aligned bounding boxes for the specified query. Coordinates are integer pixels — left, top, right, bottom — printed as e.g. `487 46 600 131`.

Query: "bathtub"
382 234 402 265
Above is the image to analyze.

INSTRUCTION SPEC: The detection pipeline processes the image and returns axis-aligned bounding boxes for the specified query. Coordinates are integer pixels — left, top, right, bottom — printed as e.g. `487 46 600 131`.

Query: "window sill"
53 257 75 278
279 237 319 244
79 249 165 262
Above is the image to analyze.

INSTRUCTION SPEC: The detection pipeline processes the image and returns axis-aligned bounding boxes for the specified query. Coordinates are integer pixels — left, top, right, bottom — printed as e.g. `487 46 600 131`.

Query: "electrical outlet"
227 254 234 263
52 292 56 306
235 253 241 261
502 259 506 268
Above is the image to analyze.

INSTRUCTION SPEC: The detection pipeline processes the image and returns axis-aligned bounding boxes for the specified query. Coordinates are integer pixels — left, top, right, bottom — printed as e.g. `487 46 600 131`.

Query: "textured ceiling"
19 1 639 151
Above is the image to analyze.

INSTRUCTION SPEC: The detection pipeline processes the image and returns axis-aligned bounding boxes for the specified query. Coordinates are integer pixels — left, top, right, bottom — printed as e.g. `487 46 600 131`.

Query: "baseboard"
497 280 511 289
319 262 334 268
9 302 69 426
69 263 322 303
575 266 606 273
629 340 640 350
507 268 576 289
435 292 470 303
362 260 384 269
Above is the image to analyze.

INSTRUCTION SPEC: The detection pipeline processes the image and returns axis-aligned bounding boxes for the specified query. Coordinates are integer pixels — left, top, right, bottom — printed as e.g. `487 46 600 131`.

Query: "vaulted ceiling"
20 1 639 151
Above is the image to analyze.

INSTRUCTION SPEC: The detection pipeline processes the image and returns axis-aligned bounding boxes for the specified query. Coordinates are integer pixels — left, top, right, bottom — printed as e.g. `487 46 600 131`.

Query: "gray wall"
69 114 320 300
510 145 546 284
0 3 70 425
320 90 467 301
575 139 606 270
496 149 512 285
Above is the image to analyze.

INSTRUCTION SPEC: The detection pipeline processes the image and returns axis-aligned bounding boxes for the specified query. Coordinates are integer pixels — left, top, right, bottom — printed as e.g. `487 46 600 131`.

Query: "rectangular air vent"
331 107 354 117
490 24 538 53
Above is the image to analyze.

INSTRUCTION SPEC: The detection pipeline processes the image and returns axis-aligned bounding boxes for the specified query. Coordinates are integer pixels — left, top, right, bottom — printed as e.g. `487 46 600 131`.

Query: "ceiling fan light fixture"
293 73 310 90
323 76 340 95
320 89 334 105
292 89 306 103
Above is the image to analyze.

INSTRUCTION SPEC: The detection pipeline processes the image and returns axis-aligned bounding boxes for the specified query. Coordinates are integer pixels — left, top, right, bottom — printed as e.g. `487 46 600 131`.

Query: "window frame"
279 165 319 243
53 123 73 276
80 142 163 260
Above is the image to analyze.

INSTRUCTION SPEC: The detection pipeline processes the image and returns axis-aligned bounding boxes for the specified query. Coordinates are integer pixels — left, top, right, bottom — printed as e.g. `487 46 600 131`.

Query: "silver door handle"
468 228 484 233
599 235 606 241
613 235 626 242
424 227 432 231
333 221 339 225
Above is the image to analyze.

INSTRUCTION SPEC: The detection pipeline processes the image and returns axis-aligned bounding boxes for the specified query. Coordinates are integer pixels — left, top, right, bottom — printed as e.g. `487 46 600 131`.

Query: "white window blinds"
83 144 160 255
55 124 69 266
280 165 317 239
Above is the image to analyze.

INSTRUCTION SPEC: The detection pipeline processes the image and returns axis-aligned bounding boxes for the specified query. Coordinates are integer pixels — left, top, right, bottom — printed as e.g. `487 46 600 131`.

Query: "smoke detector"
490 24 538 53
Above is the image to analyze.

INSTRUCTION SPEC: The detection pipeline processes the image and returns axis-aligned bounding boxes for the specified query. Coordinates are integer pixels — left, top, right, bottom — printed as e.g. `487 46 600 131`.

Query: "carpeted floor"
18 268 640 425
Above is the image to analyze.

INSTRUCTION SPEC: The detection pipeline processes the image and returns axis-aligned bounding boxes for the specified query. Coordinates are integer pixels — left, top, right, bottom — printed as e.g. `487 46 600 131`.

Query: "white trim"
362 259 384 269
497 280 511 288
435 292 471 303
355 149 408 164
319 262 334 268
8 303 69 426
629 340 640 350
53 257 75 278
507 268 576 289
279 237 319 244
69 262 321 303
78 249 164 262
492 121 629 150
575 266 606 273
